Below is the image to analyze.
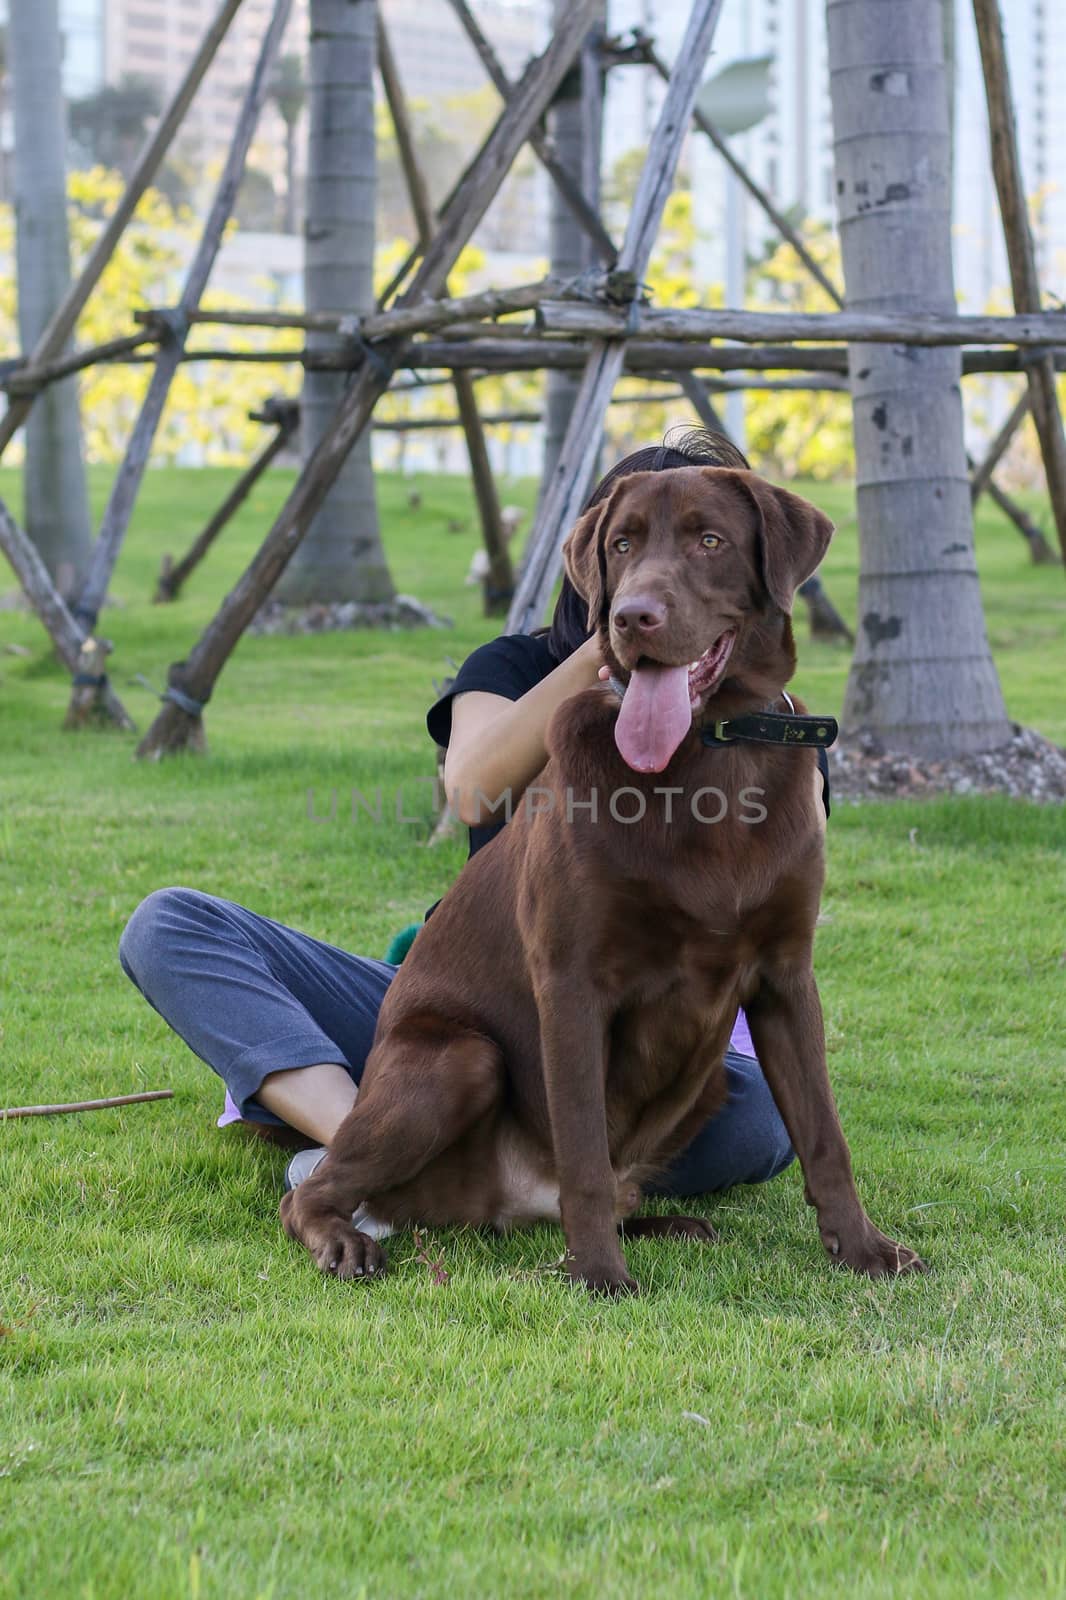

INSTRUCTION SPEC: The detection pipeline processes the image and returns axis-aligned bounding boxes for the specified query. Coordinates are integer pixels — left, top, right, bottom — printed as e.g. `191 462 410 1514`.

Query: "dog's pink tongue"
614 663 692 773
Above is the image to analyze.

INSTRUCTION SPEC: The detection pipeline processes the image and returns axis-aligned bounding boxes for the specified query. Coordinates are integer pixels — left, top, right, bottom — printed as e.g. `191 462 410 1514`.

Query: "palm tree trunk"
9 0 92 599
827 0 1010 756
538 1 606 507
276 0 393 605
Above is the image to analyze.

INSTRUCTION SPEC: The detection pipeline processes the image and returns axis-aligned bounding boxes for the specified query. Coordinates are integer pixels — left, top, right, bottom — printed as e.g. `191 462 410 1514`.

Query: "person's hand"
574 633 608 685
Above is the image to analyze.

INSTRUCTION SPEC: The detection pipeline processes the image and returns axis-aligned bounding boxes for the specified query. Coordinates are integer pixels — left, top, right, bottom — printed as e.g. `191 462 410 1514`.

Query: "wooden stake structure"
1 329 162 395
378 10 514 615
640 33 844 308
532 301 1066 347
3 0 1064 742
72 0 293 648
966 391 1056 562
508 0 727 635
0 0 246 463
445 0 617 269
665 17 1035 567
0 0 246 711
972 0 1066 566
84 334 1066 378
0 496 134 728
133 0 604 758
971 388 1031 503
155 399 300 603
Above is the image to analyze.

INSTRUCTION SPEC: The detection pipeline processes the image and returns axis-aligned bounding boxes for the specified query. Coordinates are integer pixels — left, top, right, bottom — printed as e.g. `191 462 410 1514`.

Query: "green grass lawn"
1 464 1064 1599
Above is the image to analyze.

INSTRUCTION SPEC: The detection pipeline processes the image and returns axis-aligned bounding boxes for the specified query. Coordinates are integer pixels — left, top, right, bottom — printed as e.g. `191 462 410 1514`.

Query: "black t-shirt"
425 631 831 875
426 631 558 858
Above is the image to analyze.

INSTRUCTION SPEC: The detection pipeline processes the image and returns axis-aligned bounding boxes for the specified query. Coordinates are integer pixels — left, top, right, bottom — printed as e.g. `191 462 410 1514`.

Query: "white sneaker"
283 1146 326 1192
281 1147 394 1241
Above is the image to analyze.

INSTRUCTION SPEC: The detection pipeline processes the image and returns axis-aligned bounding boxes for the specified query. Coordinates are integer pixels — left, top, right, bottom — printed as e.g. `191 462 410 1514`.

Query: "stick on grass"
1 1090 174 1119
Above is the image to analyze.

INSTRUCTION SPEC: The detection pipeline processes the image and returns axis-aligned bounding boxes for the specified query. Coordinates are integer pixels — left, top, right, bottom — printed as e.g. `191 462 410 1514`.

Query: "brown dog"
281 467 925 1292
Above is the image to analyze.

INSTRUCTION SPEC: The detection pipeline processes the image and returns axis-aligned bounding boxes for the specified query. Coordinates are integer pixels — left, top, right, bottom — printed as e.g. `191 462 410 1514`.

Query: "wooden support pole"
641 36 844 308
135 298 1066 352
797 576 854 644
970 387 1031 503
373 412 540 430
508 0 726 635
73 0 293 643
2 330 162 394
376 0 621 311
94 336 1066 379
972 0 1066 566
673 369 728 435
983 477 1060 563
0 0 246 462
0 496 134 728
142 277 560 340
534 301 1066 347
378 10 514 615
445 0 618 268
155 411 298 603
135 0 603 759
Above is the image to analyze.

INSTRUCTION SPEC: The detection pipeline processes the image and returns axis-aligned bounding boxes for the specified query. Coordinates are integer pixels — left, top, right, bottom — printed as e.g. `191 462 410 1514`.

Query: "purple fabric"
218 1088 243 1128
218 1011 757 1127
730 1007 755 1059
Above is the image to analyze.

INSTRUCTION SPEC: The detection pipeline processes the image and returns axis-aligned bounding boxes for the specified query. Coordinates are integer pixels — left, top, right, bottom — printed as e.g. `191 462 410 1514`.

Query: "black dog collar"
606 676 837 751
702 697 837 819
604 679 836 817
701 709 838 749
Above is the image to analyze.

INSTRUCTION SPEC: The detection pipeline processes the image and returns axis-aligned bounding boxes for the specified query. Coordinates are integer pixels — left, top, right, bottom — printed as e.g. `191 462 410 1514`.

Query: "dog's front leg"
747 962 925 1278
534 974 638 1296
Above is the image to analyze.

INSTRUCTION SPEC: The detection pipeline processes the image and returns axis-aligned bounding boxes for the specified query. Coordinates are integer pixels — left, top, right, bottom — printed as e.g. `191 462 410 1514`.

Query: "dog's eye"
613 537 630 554
701 533 722 550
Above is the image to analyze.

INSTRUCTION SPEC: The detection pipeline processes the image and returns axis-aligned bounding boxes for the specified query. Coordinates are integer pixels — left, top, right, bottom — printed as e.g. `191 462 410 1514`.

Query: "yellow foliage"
0 172 868 483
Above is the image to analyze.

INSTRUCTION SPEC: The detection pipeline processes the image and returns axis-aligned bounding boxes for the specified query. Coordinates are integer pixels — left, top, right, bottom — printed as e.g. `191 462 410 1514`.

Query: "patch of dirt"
248 595 452 635
828 724 1066 804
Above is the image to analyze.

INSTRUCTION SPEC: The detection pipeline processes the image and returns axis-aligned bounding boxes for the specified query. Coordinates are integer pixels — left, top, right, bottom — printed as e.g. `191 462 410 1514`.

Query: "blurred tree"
235 163 279 231
276 0 392 605
268 52 305 233
8 0 92 598
69 74 162 179
827 0 1009 755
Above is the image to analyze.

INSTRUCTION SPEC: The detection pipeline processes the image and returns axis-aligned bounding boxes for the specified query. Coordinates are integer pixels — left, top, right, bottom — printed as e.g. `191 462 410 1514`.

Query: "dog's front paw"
566 1255 640 1297
822 1219 925 1279
280 1190 387 1280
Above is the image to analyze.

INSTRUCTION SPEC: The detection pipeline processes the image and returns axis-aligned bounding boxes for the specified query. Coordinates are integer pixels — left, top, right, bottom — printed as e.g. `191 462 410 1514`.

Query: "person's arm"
444 635 606 825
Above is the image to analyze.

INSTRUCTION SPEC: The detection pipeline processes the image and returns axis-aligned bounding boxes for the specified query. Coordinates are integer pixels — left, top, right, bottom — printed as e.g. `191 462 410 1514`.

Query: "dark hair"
543 424 751 662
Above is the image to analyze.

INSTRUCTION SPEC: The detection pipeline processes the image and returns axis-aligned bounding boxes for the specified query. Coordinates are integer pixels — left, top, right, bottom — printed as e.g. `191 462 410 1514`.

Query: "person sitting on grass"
119 429 795 1202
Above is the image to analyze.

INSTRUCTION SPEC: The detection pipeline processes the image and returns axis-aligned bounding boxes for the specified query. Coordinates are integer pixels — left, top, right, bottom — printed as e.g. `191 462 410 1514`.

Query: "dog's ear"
562 500 610 631
725 471 834 614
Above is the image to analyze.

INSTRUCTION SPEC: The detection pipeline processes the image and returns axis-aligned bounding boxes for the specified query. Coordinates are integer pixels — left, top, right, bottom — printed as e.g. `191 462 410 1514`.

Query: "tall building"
99 0 294 164
84 0 547 246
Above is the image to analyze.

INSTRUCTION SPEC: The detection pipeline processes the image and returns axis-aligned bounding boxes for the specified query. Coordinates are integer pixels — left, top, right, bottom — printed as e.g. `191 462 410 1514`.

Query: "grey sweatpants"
119 887 794 1197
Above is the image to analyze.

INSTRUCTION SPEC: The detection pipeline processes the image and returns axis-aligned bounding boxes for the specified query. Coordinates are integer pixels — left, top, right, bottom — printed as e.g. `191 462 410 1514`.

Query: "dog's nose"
612 595 667 635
